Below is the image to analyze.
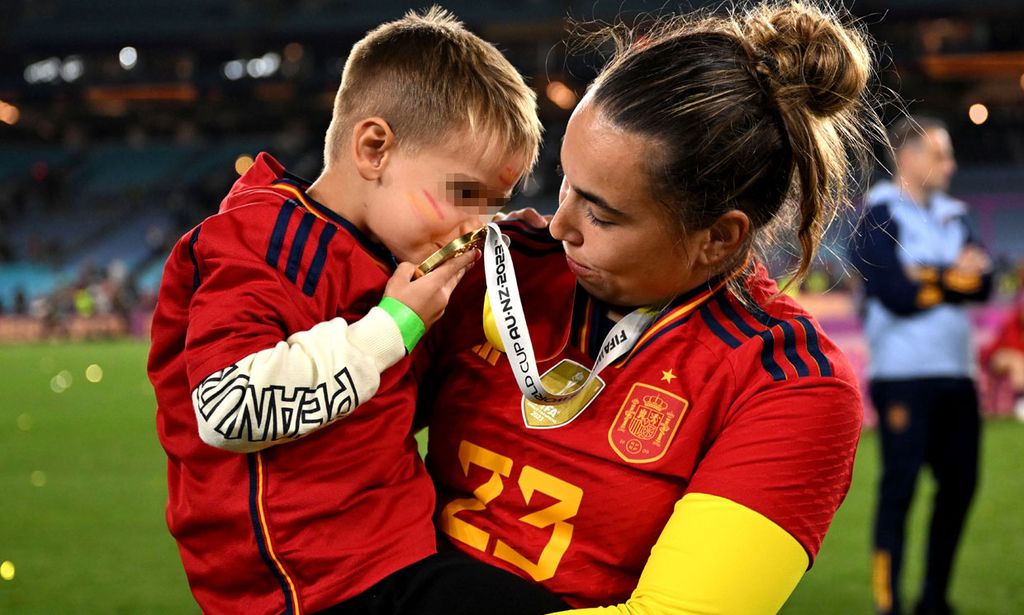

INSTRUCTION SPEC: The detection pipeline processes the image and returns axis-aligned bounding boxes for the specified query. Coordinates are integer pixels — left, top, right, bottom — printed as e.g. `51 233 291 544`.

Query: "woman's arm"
555 354 862 615
549 493 807 615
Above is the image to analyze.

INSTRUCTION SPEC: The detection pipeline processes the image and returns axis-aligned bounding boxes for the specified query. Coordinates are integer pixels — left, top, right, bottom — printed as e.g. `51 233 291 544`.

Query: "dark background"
0 0 1022 307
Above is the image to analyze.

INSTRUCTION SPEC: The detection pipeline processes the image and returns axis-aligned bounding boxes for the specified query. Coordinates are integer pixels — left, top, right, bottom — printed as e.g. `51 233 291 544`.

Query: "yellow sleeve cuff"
942 269 982 294
915 284 943 308
548 493 808 615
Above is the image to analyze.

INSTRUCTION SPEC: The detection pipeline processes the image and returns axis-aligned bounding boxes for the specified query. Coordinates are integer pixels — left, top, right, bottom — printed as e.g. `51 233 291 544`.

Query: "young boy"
147 8 560 614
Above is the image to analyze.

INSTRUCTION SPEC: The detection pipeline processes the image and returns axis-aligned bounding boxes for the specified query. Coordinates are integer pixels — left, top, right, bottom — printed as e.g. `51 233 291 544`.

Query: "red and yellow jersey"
148 153 435 614
419 222 863 607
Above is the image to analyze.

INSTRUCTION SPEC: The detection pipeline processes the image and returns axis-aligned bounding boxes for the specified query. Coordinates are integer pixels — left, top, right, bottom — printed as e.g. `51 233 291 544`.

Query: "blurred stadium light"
0 0 1022 312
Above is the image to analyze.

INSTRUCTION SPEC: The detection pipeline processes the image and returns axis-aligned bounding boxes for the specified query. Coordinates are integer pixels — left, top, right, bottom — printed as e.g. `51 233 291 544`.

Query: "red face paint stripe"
421 189 446 219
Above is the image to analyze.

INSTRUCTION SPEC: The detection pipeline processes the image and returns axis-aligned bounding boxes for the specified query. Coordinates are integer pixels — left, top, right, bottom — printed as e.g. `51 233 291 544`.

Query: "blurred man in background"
851 116 993 615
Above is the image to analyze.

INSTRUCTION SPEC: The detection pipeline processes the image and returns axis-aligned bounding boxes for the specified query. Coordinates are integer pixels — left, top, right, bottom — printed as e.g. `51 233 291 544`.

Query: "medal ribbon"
483 223 665 404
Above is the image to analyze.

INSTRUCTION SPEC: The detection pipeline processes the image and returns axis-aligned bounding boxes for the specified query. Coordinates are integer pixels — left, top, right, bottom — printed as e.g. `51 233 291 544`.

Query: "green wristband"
378 297 426 354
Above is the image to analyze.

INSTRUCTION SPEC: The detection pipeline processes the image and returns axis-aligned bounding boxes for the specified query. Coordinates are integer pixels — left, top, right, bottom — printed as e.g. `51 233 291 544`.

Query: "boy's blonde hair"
324 6 541 170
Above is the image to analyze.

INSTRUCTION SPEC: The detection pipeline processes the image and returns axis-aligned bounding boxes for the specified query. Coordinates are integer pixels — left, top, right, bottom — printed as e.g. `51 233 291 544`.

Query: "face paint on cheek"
497 166 519 188
420 189 446 220
406 191 442 222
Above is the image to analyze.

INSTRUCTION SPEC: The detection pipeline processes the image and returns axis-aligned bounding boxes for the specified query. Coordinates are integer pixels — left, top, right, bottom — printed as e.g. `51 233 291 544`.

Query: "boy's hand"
492 207 549 229
384 249 479 329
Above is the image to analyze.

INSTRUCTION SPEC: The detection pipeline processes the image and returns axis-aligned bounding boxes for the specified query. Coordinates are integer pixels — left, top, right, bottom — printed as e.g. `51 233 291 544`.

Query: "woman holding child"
420 1 885 612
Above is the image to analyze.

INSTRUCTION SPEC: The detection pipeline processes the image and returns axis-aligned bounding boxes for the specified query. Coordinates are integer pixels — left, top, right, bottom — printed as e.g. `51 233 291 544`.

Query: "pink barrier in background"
797 292 1016 426
1 295 1016 424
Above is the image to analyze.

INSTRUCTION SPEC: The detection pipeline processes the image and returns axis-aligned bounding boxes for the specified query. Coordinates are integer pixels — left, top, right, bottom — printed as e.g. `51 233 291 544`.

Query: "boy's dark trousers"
318 548 569 615
870 377 980 615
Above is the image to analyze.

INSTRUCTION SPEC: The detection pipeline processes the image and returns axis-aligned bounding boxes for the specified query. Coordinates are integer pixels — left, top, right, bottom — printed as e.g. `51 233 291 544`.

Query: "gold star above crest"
660 369 677 384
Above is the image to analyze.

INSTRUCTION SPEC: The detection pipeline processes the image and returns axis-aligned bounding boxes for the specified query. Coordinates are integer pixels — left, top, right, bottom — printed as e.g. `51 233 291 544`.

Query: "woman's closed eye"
583 204 613 227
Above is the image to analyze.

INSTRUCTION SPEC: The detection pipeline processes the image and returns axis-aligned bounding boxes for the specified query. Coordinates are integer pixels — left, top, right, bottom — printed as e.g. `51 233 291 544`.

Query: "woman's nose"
549 198 581 245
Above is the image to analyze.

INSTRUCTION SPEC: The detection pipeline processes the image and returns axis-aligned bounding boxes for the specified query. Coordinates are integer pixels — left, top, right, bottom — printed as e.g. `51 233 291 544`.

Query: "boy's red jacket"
148 153 435 614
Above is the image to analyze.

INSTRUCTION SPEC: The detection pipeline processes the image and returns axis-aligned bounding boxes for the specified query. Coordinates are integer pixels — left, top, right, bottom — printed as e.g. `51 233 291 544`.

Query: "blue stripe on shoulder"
742 297 781 328
247 454 295 615
716 293 760 337
188 225 202 290
700 305 741 349
717 293 793 380
275 178 395 268
777 320 810 377
303 223 337 297
718 290 830 380
266 200 297 269
285 212 316 283
795 316 832 377
757 329 787 382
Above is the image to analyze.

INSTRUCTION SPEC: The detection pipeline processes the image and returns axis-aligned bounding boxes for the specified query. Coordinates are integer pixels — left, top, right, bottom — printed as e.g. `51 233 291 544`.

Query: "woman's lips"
566 255 598 279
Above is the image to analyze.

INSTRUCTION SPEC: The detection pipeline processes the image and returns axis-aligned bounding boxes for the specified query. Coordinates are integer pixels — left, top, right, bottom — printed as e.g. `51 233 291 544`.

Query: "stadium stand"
0 1 1021 406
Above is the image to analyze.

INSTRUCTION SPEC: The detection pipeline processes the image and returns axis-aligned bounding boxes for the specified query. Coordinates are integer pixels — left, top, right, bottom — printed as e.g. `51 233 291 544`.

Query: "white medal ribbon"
482 223 665 404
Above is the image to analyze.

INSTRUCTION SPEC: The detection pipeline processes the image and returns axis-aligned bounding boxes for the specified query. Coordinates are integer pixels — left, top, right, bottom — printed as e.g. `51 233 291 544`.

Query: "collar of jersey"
574 271 733 366
619 276 732 364
270 175 397 271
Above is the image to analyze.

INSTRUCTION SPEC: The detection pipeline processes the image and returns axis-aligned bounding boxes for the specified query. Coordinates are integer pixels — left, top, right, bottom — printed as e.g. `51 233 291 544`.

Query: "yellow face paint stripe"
407 191 441 221
256 453 302 614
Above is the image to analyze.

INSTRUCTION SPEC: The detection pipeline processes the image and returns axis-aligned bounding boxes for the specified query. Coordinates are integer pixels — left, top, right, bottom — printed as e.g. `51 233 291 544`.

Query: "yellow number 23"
440 440 584 581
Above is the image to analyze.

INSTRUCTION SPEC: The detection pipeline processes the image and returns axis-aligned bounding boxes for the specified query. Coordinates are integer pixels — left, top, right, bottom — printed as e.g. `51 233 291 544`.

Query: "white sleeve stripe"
192 364 359 448
191 311 405 453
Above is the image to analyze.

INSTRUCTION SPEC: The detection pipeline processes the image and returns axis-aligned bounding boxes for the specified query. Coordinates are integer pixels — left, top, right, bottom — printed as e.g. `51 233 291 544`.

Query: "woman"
418 2 884 612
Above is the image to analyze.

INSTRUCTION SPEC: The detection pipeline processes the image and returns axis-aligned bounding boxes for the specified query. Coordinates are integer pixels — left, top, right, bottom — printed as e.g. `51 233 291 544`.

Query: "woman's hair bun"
744 1 870 117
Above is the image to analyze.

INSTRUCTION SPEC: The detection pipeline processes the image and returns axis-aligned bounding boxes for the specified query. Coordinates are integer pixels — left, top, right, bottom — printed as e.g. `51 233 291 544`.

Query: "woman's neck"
605 308 626 323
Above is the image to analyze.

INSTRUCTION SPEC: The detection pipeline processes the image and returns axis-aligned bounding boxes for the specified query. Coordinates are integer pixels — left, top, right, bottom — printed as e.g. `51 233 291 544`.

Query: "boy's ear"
352 117 395 181
697 210 750 268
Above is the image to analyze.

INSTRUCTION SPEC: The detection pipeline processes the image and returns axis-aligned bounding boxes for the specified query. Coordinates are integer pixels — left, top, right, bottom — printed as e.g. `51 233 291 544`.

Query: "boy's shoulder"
198 186 362 265
178 184 370 306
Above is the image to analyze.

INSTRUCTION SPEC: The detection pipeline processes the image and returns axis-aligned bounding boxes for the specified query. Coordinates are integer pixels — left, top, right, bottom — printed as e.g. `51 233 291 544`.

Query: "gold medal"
522 360 606 428
415 227 487 278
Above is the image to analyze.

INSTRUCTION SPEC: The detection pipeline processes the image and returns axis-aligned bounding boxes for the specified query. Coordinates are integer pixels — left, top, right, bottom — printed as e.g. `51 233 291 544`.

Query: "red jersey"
148 153 435 614
420 222 863 607
982 304 1024 364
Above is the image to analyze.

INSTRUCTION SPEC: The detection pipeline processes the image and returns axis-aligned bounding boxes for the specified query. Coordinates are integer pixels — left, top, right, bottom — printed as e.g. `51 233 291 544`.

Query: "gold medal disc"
415 227 487 278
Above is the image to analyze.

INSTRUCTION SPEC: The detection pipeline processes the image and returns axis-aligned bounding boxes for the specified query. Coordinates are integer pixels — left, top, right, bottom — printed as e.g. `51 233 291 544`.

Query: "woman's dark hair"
585 1 885 290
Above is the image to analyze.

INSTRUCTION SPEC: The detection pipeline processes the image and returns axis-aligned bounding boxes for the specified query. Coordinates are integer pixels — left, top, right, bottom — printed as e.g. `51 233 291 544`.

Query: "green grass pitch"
1 340 1022 613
